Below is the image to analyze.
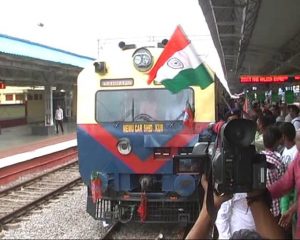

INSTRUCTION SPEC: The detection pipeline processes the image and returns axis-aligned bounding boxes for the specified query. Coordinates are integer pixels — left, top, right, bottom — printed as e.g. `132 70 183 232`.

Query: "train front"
76 43 216 223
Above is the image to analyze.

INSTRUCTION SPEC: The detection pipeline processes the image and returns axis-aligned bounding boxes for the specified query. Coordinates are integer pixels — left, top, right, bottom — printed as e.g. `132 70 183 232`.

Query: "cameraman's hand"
214 191 232 209
186 175 231 240
200 175 232 209
246 188 285 239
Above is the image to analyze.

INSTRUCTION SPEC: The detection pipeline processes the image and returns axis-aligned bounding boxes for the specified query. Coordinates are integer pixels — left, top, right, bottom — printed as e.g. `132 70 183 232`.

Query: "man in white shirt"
289 105 300 130
279 122 297 171
215 193 256 239
55 105 64 134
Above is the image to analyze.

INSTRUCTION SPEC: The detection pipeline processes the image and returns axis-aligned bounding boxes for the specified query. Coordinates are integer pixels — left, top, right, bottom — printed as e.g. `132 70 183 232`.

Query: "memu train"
77 41 229 224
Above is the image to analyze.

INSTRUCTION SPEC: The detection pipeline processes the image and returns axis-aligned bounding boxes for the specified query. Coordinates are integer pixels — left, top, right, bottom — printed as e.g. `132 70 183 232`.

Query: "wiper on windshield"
168 110 184 128
114 98 134 127
134 113 155 122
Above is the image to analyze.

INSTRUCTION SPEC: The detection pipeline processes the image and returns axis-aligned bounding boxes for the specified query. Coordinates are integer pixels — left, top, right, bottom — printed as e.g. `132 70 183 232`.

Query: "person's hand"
200 175 232 209
278 211 293 229
278 203 297 229
246 188 273 211
214 191 232 209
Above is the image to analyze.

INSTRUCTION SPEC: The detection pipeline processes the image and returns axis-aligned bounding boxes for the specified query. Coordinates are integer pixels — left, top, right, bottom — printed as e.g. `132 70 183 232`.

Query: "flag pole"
221 95 233 114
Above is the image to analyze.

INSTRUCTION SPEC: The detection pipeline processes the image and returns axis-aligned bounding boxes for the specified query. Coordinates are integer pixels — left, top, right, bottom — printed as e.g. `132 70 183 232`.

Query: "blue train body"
76 45 221 223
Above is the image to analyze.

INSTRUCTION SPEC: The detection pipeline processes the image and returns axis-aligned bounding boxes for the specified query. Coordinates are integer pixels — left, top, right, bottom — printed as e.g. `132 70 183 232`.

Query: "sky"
0 0 229 92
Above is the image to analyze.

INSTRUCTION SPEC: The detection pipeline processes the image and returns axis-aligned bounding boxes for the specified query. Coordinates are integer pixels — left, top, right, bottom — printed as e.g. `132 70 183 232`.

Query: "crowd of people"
186 100 300 239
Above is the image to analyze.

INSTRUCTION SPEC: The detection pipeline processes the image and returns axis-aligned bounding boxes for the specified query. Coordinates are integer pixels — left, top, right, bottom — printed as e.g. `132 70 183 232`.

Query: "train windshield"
95 88 194 122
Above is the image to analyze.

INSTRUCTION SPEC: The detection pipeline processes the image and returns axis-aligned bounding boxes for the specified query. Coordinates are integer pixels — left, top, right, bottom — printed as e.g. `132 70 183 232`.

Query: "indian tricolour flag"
147 25 214 93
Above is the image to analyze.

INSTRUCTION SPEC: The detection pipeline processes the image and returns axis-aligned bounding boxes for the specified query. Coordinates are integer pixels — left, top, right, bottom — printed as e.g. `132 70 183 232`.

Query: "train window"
95 88 194 122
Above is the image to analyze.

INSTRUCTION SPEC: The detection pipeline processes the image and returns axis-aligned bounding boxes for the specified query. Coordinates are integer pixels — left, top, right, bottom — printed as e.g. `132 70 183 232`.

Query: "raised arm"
247 191 285 239
185 199 215 239
185 175 231 239
268 158 296 199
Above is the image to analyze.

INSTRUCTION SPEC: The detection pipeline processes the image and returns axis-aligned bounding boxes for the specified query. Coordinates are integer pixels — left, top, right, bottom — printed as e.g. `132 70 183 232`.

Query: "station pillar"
64 90 72 120
45 85 54 126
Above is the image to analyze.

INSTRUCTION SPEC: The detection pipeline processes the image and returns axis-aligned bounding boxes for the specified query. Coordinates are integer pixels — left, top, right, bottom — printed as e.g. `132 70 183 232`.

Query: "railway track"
101 221 190 239
0 161 81 228
101 221 121 239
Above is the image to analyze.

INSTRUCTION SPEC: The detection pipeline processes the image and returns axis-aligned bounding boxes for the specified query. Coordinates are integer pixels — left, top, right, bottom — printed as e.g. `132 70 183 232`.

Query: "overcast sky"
0 0 229 91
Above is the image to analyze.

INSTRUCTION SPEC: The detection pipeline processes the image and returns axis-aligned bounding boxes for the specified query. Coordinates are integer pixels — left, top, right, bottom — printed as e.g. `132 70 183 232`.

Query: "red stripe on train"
79 123 207 173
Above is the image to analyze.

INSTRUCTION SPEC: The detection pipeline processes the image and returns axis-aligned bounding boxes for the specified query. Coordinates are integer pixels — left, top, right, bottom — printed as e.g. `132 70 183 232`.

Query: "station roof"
0 34 95 87
198 0 300 94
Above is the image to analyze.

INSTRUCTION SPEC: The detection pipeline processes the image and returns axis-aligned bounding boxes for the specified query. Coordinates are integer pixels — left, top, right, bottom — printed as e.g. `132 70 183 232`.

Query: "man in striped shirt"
261 125 285 221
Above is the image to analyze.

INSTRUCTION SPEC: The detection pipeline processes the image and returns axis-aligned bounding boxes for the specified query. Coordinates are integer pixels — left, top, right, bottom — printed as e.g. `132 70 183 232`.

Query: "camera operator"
186 116 286 239
212 110 257 238
186 175 285 239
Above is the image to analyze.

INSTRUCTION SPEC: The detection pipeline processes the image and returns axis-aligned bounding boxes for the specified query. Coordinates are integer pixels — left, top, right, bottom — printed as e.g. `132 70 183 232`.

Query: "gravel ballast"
1 185 107 239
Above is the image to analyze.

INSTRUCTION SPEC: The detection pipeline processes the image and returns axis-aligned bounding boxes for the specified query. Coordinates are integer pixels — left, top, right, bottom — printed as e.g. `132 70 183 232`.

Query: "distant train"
76 42 229 224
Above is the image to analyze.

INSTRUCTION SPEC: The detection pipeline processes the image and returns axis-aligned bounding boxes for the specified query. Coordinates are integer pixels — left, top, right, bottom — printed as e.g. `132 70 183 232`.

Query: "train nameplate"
100 78 134 87
123 123 164 133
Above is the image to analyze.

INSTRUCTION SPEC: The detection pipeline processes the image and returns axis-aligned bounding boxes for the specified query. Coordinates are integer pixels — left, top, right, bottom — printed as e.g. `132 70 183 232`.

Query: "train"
76 41 229 224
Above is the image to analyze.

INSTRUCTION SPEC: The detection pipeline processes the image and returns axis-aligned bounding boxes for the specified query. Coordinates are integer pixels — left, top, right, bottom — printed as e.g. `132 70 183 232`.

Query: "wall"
0 104 26 127
26 90 45 123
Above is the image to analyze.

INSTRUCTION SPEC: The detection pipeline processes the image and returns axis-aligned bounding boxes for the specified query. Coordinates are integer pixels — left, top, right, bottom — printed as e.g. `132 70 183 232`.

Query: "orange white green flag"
183 101 194 128
147 25 214 93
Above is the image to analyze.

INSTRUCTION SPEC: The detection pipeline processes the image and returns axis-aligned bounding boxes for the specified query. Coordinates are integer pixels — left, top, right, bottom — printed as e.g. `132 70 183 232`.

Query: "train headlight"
132 48 153 72
117 138 132 155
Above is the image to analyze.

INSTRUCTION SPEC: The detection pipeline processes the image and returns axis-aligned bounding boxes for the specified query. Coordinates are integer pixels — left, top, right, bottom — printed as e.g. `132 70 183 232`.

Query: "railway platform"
0 121 76 151
0 121 77 170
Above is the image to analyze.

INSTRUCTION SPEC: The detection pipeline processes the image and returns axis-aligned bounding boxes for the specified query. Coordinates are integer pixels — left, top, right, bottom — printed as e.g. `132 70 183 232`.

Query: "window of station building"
5 94 13 101
15 94 24 101
27 94 33 100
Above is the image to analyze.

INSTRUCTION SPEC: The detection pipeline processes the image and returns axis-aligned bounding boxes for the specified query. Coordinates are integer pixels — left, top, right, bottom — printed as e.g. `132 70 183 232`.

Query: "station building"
0 34 94 132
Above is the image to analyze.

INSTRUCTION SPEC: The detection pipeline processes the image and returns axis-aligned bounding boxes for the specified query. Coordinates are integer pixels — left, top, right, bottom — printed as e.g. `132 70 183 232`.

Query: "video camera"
173 119 266 194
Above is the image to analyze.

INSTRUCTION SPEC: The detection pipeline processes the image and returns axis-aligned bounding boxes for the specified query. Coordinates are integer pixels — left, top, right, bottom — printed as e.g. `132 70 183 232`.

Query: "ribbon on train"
137 191 148 222
91 171 102 203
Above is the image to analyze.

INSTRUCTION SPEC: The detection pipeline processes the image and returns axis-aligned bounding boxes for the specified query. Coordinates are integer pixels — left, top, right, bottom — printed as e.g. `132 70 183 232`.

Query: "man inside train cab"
55 105 64 134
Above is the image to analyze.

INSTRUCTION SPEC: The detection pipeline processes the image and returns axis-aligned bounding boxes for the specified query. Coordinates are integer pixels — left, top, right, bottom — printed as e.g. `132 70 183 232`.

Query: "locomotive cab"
77 42 226 224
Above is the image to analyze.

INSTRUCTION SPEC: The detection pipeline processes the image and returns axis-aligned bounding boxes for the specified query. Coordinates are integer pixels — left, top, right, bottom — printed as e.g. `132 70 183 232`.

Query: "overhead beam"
271 52 300 73
212 4 245 9
216 21 241 26
224 54 238 59
0 76 36 82
0 53 82 72
219 33 242 38
0 60 80 78
235 0 261 72
0 73 76 82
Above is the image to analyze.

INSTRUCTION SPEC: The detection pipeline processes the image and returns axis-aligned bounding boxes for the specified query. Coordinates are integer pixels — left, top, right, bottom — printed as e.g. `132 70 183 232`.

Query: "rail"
0 161 81 227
